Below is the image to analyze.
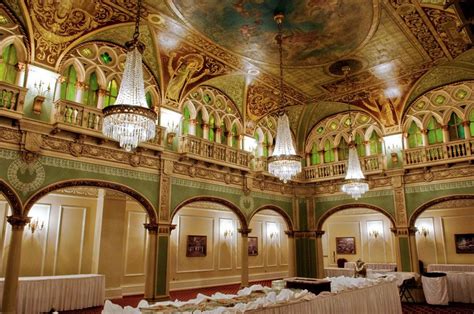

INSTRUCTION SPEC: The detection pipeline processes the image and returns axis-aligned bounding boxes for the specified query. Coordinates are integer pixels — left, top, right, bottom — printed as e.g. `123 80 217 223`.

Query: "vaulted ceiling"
3 0 474 147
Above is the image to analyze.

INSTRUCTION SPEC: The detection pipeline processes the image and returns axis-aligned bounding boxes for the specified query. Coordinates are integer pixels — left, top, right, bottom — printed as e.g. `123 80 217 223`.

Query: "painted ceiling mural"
169 0 378 67
3 0 474 143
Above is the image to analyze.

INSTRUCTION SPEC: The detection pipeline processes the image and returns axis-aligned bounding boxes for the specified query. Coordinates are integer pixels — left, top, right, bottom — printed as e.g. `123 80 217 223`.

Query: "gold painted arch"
248 204 294 232
0 179 23 217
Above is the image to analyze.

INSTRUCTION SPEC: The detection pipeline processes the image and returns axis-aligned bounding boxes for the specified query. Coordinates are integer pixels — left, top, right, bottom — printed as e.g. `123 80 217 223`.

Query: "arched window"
145 91 153 108
355 133 366 157
195 110 203 138
427 117 443 145
0 44 18 84
60 65 77 101
310 143 320 165
82 71 99 107
181 106 190 135
103 78 118 107
231 124 238 148
337 139 349 161
262 133 269 157
470 110 474 137
407 121 424 148
447 112 465 141
209 114 216 142
323 139 335 163
369 131 383 155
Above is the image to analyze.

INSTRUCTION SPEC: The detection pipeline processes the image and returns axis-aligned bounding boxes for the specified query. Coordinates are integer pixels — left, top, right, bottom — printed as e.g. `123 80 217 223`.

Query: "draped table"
427 264 474 272
446 272 474 303
345 262 397 271
0 274 105 313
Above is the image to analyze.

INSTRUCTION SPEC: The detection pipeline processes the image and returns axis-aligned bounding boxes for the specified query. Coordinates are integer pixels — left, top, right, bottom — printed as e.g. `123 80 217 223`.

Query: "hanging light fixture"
102 0 157 152
341 87 369 199
267 12 302 183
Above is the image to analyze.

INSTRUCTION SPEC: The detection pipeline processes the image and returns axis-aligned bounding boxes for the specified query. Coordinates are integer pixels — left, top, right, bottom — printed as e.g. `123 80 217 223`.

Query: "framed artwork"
336 237 356 254
186 235 207 257
455 233 474 254
248 236 258 256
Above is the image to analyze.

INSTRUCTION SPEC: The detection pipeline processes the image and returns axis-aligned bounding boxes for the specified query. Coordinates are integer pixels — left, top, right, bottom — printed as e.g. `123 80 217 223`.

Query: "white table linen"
446 272 474 303
427 264 474 272
0 274 105 314
345 262 397 271
421 275 449 305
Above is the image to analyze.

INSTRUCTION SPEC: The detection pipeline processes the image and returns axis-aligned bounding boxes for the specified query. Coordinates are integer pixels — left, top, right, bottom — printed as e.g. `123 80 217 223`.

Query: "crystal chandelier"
267 12 302 183
341 105 369 200
102 0 157 152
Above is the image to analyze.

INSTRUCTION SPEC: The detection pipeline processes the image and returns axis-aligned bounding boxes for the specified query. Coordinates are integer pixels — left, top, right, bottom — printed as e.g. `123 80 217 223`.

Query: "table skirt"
0 274 105 314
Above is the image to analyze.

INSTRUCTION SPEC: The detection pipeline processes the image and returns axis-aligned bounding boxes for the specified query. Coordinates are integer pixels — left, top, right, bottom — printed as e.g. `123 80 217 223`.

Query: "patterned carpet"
62 280 474 313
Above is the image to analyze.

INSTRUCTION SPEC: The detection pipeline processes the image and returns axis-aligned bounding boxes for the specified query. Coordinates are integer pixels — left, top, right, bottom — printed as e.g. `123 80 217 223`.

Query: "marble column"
97 88 107 109
188 119 197 136
238 228 251 287
144 223 158 301
2 216 30 314
75 81 85 104
315 231 325 279
215 127 222 144
463 121 471 140
15 62 26 87
408 227 420 274
202 123 209 140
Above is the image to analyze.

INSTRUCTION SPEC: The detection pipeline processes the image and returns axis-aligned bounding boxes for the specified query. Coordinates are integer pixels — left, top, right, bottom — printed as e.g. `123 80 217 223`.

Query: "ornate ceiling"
3 0 474 145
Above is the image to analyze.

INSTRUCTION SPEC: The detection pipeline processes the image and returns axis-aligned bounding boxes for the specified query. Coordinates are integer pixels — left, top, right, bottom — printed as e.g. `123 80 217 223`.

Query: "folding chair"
399 277 416 303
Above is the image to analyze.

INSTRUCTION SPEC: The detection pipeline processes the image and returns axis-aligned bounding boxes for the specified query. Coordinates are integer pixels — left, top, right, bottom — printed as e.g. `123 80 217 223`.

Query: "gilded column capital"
16 62 26 72
144 223 159 234
97 88 107 97
315 230 325 238
6 215 30 230
284 230 295 238
158 223 176 235
237 228 252 236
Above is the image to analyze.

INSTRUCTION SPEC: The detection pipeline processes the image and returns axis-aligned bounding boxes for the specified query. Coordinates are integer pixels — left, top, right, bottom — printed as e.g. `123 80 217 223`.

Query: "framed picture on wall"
455 233 474 254
186 235 207 257
248 236 258 256
336 237 356 254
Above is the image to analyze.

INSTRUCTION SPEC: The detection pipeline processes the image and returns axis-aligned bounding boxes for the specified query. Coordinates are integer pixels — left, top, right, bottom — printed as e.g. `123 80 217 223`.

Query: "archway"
317 204 397 272
0 180 22 217
169 197 247 290
249 204 294 232
24 179 157 223
409 195 474 270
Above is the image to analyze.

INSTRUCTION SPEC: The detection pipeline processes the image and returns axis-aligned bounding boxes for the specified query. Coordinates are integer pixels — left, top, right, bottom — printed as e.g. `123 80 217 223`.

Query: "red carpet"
62 280 474 313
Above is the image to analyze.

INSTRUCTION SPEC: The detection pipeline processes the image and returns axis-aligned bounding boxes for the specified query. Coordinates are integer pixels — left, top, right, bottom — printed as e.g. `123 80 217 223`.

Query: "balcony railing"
179 135 251 170
0 81 27 120
52 99 164 150
303 155 383 181
404 139 473 168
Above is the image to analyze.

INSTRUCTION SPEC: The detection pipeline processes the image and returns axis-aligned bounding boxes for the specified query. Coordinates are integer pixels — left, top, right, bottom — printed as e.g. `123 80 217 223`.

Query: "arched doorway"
317 204 396 271
247 205 295 279
410 195 474 271
7 182 155 299
170 198 247 290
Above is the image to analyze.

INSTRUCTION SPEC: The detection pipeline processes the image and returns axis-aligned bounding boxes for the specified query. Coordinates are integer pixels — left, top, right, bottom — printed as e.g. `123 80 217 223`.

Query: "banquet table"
0 274 105 313
246 281 402 314
345 262 397 271
446 272 474 303
427 264 474 272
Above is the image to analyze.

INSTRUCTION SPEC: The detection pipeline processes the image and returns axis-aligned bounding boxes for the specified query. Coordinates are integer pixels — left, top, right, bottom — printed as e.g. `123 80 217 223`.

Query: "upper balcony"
0 81 27 120
403 139 474 168
52 99 165 151
178 135 252 171
303 155 383 182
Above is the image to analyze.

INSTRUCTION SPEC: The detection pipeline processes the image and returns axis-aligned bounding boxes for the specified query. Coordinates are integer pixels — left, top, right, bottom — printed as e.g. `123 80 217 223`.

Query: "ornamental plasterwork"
26 0 141 68
405 179 474 194
205 75 246 115
404 166 474 185
7 157 45 195
428 198 474 209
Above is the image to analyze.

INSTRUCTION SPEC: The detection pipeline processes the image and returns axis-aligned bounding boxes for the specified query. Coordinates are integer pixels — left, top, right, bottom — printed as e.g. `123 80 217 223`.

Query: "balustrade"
0 81 26 119
404 140 473 168
179 135 251 170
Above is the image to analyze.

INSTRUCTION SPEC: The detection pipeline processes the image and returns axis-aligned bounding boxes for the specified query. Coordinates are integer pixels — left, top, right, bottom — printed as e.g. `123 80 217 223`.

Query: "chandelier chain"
133 0 142 43
277 16 284 112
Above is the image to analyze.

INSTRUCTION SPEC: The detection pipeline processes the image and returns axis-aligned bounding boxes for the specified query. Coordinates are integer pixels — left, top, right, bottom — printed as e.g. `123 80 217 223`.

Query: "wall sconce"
166 121 178 145
223 228 233 239
28 217 44 234
32 81 51 115
267 223 279 239
369 229 380 238
417 226 430 238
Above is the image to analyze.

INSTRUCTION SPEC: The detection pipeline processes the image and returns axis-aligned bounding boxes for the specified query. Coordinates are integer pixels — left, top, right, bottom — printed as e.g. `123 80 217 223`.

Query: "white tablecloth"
247 282 402 314
0 274 105 313
427 264 474 272
446 272 474 303
325 268 412 285
421 275 449 305
345 262 397 271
